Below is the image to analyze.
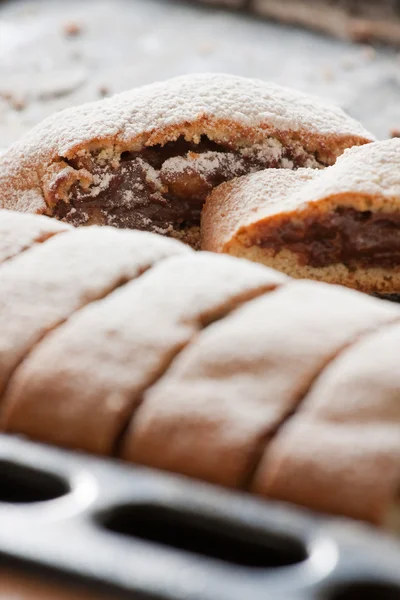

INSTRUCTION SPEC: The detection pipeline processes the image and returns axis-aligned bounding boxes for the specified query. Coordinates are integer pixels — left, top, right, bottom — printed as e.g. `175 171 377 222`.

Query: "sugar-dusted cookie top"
203 138 400 253
0 73 373 218
202 138 400 295
293 137 400 207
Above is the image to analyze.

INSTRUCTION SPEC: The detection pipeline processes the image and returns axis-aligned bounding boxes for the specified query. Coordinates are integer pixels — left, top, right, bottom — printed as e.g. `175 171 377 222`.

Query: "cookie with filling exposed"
202 139 400 294
0 73 373 248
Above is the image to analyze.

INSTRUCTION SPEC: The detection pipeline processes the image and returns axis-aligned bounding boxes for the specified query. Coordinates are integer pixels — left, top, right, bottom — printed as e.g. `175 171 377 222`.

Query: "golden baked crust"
202 139 400 294
0 73 373 222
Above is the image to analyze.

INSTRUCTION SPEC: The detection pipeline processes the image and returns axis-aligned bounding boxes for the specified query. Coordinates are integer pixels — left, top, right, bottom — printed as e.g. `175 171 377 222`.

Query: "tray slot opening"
0 460 69 503
98 503 307 568
324 582 400 600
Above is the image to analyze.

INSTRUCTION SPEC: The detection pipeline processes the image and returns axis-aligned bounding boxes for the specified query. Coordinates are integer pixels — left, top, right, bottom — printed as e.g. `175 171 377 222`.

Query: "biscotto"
252 322 400 531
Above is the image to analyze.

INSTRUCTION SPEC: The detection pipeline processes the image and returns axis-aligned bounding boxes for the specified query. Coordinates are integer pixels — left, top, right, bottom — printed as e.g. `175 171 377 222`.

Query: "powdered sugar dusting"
209 138 400 241
0 225 189 398
46 131 319 240
298 138 400 205
160 151 244 180
160 138 309 182
202 167 318 252
87 170 115 199
258 319 400 526
204 138 400 258
301 322 400 423
0 73 373 215
140 158 165 194
125 279 399 486
0 209 71 265
2 252 285 453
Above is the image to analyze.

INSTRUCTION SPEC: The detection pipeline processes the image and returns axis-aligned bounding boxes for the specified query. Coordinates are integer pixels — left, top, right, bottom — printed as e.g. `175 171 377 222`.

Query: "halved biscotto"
202 139 400 294
0 73 373 248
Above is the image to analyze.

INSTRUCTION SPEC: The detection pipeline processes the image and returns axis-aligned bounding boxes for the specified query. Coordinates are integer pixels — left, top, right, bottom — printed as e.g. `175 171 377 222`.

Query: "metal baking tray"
0 433 398 599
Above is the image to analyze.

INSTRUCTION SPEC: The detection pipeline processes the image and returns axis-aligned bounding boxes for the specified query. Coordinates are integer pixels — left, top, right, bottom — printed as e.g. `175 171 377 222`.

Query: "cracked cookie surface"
202 139 400 294
0 73 373 247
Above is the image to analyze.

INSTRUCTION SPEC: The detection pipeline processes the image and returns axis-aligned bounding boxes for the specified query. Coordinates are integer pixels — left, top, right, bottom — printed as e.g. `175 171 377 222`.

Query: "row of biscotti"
196 0 400 45
0 209 398 532
121 281 400 533
0 210 284 452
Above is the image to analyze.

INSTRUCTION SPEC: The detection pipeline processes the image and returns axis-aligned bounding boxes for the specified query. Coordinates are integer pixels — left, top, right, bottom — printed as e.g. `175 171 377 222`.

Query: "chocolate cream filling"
250 207 400 269
52 136 321 246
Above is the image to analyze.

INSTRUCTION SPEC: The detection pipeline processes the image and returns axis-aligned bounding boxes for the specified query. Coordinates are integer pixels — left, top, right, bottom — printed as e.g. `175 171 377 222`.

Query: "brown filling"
52 136 321 245
250 207 400 269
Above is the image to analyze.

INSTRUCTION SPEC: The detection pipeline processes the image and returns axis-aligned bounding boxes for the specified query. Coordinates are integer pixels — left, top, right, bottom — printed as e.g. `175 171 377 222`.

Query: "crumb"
11 98 25 111
0 92 26 110
390 128 400 138
98 85 110 98
63 21 83 37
